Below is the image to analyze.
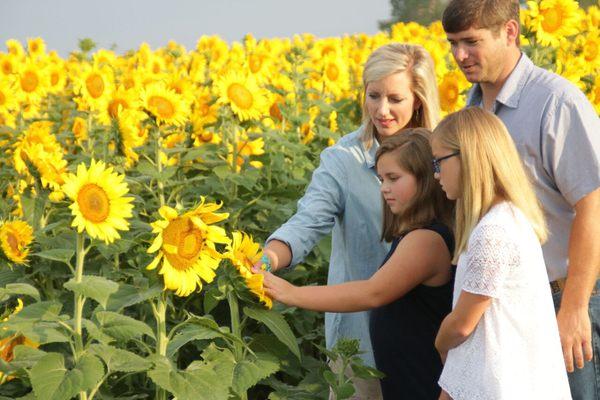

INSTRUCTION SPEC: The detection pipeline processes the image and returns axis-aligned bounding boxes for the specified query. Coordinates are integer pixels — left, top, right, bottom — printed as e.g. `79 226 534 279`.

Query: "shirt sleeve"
461 224 520 298
542 93 600 206
267 146 347 267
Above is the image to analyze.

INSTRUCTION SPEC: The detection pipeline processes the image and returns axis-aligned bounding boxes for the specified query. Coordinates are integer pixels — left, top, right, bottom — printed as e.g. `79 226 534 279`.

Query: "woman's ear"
413 96 422 112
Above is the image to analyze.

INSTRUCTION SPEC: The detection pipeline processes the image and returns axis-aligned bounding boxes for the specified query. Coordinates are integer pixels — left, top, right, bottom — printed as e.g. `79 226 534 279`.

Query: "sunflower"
146 200 230 297
0 221 33 264
0 77 20 112
226 129 265 172
525 0 581 47
215 70 269 122
438 70 469 114
97 85 141 125
27 38 46 60
0 54 18 78
5 39 25 58
16 59 49 105
590 75 600 115
73 65 114 111
140 82 189 126
224 231 272 309
319 54 351 100
13 121 68 193
0 299 39 382
47 62 67 94
72 116 88 143
118 109 149 166
62 159 134 244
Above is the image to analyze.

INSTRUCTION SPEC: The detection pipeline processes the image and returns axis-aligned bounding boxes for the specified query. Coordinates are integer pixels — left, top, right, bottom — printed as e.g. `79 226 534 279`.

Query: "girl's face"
431 138 462 200
365 71 421 139
377 152 418 214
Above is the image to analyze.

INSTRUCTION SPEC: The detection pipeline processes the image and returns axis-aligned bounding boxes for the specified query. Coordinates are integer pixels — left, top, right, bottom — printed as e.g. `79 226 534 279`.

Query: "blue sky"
1 0 392 56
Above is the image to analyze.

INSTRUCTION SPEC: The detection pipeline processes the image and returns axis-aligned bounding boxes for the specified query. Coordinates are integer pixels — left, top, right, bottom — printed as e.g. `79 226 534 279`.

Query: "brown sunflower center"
50 71 60 86
77 183 110 223
445 84 458 102
21 71 39 93
326 63 340 81
86 73 105 98
249 55 262 73
162 217 205 270
541 8 562 33
6 232 18 252
227 83 253 110
148 95 175 118
584 40 598 62
269 101 282 121
200 131 214 142
1 61 13 75
108 99 128 118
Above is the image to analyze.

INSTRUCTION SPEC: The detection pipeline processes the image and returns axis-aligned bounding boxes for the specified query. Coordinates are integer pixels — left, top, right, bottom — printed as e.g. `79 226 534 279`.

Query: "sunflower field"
0 1 598 399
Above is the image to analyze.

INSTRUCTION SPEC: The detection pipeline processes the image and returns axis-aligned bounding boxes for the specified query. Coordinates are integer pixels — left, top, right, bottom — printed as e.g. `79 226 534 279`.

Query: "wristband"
260 254 272 272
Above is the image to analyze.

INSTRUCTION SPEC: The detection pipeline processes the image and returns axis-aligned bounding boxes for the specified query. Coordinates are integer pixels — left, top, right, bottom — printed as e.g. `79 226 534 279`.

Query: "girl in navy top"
256 129 454 399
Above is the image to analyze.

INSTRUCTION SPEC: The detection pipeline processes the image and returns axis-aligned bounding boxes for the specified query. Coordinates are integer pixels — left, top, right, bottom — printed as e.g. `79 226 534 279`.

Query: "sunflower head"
215 70 269 122
0 220 34 265
146 201 230 297
140 82 189 126
224 231 273 309
62 159 134 244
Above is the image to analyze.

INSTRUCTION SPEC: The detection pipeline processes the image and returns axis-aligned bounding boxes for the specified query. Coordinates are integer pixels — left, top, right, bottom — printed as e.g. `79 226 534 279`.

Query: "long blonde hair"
376 129 454 241
360 43 440 149
432 107 546 262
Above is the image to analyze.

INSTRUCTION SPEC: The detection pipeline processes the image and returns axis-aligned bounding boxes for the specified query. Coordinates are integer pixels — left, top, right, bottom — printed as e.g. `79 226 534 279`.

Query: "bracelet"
260 254 272 272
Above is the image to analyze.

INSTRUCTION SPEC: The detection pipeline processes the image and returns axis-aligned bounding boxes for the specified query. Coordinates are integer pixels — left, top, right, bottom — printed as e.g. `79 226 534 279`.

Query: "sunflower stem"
154 291 168 400
154 127 166 207
227 290 248 400
227 290 243 360
74 233 88 400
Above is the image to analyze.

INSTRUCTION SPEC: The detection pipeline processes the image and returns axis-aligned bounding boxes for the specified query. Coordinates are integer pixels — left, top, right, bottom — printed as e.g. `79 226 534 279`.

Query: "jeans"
553 279 600 400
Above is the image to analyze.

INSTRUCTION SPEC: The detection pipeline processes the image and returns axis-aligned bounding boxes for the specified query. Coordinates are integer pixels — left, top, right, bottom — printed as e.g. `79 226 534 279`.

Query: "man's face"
446 26 509 84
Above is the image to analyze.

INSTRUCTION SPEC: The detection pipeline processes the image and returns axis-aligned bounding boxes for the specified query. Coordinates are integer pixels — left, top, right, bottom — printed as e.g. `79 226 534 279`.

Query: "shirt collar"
467 52 533 109
364 136 379 169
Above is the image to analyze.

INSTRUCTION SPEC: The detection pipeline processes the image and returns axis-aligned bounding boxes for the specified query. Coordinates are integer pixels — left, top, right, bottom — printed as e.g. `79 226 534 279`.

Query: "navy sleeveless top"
369 221 454 400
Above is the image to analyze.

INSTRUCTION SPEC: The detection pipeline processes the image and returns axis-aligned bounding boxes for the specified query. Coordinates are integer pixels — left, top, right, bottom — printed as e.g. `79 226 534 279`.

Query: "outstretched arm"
256 229 451 312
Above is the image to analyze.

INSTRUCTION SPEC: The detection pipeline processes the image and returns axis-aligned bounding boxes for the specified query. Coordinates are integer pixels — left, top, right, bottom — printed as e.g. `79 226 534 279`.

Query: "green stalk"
74 233 88 400
153 292 168 400
227 290 247 400
155 127 166 207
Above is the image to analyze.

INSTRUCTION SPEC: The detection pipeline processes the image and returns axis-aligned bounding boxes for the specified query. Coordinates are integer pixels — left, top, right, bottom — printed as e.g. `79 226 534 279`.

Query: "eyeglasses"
432 151 460 174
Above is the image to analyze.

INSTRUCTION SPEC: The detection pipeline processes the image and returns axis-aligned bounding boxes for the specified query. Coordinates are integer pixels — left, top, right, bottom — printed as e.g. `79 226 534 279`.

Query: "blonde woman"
258 43 440 399
431 107 571 399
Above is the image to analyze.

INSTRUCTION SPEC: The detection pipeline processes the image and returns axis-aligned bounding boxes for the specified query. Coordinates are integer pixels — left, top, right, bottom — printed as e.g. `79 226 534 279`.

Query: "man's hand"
556 306 593 372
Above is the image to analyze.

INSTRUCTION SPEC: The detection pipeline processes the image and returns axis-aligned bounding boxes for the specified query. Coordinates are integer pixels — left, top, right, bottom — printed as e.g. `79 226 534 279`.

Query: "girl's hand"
253 267 296 306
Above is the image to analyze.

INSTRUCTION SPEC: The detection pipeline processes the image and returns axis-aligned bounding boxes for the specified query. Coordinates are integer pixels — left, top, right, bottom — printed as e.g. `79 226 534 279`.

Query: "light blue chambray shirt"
268 127 391 367
467 53 600 281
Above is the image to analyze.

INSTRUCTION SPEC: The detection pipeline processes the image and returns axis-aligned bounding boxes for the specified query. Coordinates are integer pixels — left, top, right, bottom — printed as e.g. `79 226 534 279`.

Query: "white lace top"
438 203 571 400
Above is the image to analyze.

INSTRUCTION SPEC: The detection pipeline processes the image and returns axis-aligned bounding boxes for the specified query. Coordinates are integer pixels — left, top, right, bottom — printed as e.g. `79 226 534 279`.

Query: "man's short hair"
442 0 520 34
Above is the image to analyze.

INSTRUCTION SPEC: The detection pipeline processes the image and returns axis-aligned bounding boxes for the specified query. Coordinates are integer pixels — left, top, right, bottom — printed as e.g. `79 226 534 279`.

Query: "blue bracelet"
260 254 272 272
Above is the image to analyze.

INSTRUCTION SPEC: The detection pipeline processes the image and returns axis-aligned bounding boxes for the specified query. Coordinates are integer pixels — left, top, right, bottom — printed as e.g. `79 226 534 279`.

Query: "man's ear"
505 19 520 46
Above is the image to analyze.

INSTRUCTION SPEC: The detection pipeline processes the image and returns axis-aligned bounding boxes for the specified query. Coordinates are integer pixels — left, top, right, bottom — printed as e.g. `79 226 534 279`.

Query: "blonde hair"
432 107 547 263
360 43 440 150
376 128 454 241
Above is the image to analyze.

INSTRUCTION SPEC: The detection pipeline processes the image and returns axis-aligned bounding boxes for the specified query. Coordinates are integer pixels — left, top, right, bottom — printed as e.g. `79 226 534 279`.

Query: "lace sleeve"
462 224 520 298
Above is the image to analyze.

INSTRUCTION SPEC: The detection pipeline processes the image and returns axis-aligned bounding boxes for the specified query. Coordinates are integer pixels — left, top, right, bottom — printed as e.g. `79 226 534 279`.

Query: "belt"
550 277 600 296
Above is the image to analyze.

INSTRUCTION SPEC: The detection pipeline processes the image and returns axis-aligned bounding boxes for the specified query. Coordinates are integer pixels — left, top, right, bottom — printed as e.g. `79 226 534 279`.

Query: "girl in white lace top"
430 108 571 400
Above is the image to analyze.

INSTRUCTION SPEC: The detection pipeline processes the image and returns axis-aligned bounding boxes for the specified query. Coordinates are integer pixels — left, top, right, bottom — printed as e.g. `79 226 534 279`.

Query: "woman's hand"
253 268 296 306
439 389 451 400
